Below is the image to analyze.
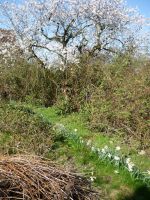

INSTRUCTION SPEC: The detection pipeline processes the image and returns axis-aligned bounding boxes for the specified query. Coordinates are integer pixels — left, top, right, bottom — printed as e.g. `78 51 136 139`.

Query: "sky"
126 0 150 18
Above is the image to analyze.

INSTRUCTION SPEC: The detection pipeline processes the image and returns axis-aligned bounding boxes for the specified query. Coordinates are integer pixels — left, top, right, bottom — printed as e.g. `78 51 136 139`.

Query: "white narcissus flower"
116 146 121 151
138 150 146 155
127 162 135 172
97 148 101 154
114 156 120 161
91 146 95 152
86 140 91 146
114 170 119 174
80 140 84 144
90 176 96 182
147 170 150 175
74 129 77 132
128 166 133 172
125 157 135 172
126 158 131 164
128 165 133 172
101 148 106 154
104 145 108 149
108 153 112 158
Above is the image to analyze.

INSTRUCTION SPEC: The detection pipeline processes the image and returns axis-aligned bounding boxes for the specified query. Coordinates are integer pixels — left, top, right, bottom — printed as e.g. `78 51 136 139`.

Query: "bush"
0 102 53 155
55 54 105 114
1 53 149 149
0 60 58 106
86 55 150 148
0 54 105 111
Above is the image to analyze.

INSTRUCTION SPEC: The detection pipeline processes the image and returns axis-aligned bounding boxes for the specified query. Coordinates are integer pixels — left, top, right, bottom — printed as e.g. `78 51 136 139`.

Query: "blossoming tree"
0 28 24 66
0 0 146 67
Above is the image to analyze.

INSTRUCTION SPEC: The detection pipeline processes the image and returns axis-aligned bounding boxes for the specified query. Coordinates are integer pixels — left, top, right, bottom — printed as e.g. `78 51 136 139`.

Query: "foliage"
55 55 105 113
0 60 58 106
53 122 150 186
0 102 53 155
0 53 149 150
86 55 150 148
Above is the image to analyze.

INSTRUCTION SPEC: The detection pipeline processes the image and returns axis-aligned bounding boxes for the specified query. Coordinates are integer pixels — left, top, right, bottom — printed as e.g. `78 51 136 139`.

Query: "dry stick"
0 155 98 199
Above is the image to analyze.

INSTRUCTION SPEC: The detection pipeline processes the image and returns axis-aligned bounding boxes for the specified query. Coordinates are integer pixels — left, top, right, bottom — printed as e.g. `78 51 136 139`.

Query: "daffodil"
91 146 95 152
114 156 120 161
86 140 91 146
138 150 146 155
116 146 121 151
108 153 112 158
104 145 108 150
101 148 106 153
127 162 135 172
147 170 150 175
126 158 131 164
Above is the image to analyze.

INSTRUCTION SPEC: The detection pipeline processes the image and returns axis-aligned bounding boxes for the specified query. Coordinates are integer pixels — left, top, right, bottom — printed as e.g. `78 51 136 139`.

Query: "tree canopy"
0 0 148 67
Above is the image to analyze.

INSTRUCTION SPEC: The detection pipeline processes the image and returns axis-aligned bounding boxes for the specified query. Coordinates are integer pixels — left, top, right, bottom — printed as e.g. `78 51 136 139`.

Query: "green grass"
34 106 150 199
35 106 150 171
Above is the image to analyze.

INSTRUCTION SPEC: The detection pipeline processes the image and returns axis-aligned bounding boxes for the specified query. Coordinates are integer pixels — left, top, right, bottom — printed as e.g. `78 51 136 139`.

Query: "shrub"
0 60 58 106
0 102 53 155
86 56 150 148
55 55 105 114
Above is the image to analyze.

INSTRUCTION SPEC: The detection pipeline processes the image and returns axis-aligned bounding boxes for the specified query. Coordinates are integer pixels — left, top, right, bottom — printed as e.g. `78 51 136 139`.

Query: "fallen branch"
0 155 98 200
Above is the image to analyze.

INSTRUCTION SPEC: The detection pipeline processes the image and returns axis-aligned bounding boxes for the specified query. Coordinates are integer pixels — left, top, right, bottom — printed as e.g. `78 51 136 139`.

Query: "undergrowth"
1 55 149 149
1 101 150 199
0 101 53 155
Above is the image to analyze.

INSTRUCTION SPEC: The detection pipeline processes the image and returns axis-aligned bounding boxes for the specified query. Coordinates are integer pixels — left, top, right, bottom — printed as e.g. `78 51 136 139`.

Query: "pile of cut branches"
0 155 99 200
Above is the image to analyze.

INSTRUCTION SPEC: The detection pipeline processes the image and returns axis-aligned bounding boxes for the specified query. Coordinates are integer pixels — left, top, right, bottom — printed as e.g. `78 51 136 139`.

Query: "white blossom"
0 0 148 67
90 176 96 182
101 148 106 154
126 158 131 164
138 150 146 155
97 148 101 153
91 146 95 152
116 146 121 151
108 153 112 158
104 145 108 150
127 163 135 172
147 170 150 175
114 156 120 161
86 140 92 146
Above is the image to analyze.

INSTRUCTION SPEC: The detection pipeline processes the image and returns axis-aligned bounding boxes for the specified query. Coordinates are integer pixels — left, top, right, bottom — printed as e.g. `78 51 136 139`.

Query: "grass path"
33 106 150 200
